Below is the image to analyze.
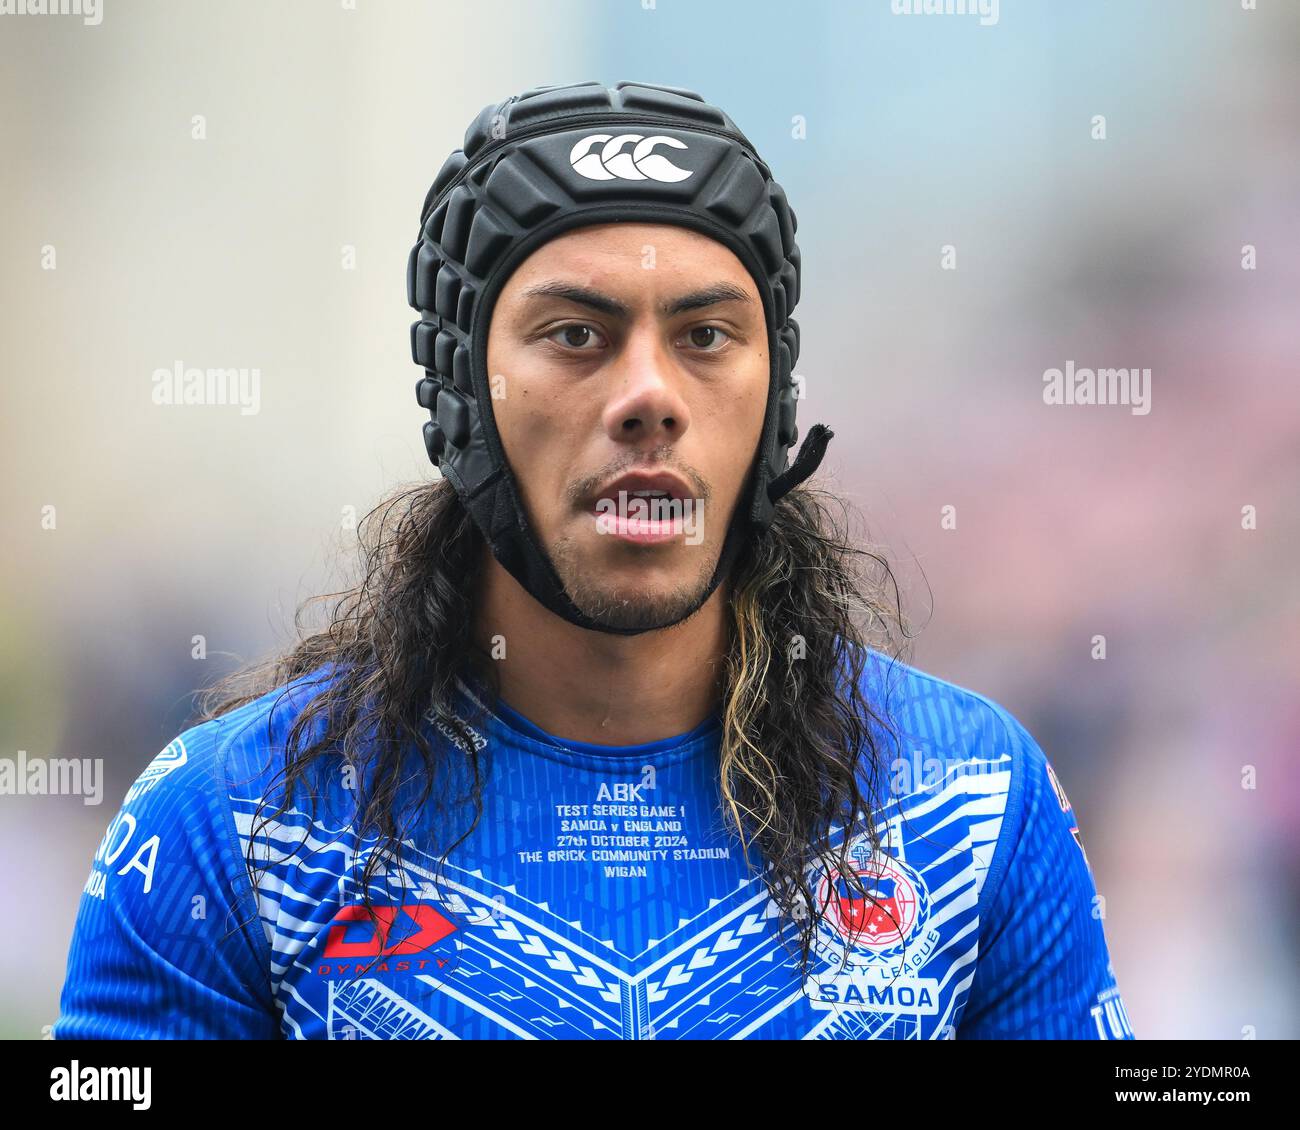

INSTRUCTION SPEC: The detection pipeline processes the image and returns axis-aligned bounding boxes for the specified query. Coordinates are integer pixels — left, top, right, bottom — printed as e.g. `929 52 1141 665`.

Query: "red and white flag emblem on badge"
821 856 919 949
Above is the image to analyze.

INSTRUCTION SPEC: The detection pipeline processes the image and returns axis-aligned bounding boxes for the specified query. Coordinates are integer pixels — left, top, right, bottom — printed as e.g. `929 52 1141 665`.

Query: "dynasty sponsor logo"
316 903 458 977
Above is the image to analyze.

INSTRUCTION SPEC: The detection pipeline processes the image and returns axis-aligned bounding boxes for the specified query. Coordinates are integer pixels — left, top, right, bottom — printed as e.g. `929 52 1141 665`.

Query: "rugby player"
54 81 1132 1041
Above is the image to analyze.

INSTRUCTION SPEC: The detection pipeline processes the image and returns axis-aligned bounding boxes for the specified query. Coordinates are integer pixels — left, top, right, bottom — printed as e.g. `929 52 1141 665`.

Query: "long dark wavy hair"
195 475 914 984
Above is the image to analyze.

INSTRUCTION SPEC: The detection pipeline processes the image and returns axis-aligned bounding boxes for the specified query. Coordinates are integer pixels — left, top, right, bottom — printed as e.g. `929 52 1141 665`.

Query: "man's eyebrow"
663 282 754 316
517 281 754 319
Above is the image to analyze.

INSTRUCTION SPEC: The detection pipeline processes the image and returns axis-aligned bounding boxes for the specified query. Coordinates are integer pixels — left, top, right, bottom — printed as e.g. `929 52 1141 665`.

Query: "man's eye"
548 324 605 350
683 326 731 351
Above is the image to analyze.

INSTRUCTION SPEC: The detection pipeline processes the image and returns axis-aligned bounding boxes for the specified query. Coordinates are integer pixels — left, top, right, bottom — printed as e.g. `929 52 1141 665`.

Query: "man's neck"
471 553 728 747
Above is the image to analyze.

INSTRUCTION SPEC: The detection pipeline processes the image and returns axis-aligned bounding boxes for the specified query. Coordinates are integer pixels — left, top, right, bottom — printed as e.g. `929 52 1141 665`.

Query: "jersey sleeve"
53 724 281 1039
957 707 1134 1040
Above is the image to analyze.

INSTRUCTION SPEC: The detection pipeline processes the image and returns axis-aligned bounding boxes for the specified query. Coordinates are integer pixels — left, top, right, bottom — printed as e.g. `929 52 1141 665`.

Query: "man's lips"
589 469 694 507
586 470 699 544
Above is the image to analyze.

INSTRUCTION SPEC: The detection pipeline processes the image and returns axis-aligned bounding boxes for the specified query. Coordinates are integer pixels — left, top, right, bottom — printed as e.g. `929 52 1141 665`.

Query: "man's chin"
548 527 728 626
549 539 719 632
564 585 712 632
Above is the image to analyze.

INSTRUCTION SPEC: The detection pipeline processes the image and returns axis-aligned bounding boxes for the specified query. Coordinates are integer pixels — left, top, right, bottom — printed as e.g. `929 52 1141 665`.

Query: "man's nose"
600 329 691 448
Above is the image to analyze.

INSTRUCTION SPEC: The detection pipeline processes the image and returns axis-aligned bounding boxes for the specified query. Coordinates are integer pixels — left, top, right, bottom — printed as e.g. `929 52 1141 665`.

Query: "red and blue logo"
814 840 931 959
316 904 459 977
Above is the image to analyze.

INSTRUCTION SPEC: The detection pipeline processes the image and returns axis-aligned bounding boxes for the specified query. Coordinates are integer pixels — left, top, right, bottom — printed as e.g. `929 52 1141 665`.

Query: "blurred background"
1 0 1296 1039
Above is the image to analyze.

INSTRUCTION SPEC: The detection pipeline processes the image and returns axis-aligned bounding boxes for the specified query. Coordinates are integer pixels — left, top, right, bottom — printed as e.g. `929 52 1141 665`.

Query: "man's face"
486 223 769 631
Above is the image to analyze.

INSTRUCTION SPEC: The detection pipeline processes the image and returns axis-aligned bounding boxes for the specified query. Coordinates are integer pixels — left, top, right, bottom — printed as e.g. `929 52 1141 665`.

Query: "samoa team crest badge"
801 834 943 1020
813 835 931 961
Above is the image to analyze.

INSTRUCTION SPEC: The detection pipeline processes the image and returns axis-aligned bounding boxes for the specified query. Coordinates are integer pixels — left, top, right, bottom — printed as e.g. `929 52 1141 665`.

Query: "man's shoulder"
202 666 342 777
122 666 344 819
857 649 1049 869
860 647 1042 774
857 651 1055 948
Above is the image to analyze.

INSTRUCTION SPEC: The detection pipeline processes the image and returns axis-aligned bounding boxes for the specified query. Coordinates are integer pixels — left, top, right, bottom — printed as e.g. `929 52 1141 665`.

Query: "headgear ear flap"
408 80 832 635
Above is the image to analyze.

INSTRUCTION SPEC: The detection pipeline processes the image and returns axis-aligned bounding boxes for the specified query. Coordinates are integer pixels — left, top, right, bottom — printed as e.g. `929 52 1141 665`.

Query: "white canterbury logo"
569 133 693 183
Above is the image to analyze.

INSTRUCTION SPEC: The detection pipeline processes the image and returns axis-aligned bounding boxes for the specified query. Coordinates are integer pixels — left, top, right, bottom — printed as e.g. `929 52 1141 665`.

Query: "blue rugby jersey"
53 652 1134 1040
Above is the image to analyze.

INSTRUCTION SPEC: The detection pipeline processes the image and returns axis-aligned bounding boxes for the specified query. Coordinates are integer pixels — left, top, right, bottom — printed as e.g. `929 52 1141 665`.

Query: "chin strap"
767 423 834 504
